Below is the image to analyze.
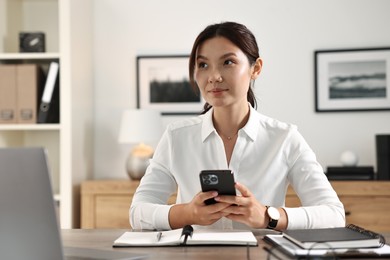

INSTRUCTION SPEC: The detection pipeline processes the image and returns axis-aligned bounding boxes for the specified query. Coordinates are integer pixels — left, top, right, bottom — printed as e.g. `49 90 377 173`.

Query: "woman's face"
194 36 256 110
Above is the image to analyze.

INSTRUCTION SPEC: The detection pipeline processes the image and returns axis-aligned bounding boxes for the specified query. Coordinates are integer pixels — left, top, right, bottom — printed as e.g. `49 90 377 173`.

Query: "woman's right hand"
168 191 232 229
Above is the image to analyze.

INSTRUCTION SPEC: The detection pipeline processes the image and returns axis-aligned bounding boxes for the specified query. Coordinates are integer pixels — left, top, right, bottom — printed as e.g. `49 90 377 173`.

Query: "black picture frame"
314 47 390 112
136 55 204 115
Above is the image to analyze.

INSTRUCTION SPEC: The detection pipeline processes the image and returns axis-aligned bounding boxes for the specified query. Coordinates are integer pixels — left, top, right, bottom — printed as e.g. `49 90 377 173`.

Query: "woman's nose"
208 70 223 83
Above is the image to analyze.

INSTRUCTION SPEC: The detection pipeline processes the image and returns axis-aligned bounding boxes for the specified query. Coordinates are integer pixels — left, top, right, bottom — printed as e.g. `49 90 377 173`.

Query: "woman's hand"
168 191 232 229
215 182 269 228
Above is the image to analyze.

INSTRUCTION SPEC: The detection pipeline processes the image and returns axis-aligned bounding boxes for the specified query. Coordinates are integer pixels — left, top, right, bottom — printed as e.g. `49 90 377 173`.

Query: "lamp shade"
118 109 163 144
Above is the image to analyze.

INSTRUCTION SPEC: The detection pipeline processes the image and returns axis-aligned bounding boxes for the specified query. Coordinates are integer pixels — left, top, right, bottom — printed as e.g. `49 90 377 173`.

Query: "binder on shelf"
16 64 44 124
0 65 17 124
37 62 60 124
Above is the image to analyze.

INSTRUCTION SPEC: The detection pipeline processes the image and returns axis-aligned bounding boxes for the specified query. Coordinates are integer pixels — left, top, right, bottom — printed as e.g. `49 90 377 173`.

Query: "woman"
130 21 345 231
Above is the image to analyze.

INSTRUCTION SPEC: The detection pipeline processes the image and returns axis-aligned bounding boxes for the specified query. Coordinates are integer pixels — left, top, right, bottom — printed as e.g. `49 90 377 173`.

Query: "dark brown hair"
189 22 260 114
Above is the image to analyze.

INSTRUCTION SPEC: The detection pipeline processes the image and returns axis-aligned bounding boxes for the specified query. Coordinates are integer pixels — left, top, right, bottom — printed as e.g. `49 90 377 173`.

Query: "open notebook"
113 226 258 247
0 147 146 260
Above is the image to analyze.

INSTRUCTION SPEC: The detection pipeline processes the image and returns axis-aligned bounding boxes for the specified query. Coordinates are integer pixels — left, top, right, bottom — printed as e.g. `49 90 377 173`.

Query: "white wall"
93 0 390 179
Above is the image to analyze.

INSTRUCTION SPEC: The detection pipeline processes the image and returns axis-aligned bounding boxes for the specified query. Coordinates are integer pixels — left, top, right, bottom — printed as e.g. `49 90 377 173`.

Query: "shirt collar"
201 104 260 143
242 105 260 142
201 108 215 142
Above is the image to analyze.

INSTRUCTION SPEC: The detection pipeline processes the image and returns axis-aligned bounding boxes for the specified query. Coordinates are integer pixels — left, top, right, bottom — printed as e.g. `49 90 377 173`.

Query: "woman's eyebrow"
196 52 237 61
196 54 208 60
220 52 237 59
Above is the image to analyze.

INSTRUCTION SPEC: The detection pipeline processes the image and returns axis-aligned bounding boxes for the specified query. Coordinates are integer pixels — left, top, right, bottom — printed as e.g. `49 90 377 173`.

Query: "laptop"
0 147 146 260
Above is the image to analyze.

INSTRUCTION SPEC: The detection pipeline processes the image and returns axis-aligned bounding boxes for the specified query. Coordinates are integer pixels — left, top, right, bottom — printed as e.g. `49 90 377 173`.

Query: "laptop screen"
0 147 64 260
0 147 147 260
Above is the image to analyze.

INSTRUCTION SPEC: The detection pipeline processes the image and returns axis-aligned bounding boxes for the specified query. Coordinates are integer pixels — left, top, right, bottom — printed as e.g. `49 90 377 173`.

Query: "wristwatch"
266 206 280 229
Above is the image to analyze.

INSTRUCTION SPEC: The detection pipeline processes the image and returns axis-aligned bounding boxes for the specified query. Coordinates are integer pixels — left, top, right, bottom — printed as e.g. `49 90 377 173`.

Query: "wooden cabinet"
81 180 138 229
81 180 390 232
81 179 175 229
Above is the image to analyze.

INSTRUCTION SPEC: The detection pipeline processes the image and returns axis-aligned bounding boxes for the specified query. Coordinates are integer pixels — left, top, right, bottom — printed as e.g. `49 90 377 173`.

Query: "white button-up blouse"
130 105 345 230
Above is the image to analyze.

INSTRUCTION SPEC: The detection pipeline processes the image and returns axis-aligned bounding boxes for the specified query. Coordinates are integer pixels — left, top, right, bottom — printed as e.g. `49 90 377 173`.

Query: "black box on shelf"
326 166 374 180
19 32 45 52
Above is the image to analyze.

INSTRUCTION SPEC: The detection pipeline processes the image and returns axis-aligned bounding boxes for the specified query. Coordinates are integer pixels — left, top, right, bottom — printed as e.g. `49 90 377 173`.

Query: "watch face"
267 207 280 220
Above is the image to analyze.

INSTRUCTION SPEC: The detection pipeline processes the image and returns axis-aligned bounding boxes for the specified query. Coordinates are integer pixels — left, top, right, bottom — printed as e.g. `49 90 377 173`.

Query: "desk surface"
62 229 278 259
62 229 390 260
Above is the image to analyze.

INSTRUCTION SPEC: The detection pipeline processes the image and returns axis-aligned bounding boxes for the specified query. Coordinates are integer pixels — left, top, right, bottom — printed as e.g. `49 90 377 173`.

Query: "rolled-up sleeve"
284 130 345 229
130 128 177 230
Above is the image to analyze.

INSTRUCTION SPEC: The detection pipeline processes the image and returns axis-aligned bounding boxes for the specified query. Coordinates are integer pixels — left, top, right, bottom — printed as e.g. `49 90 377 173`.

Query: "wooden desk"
62 229 390 260
81 180 390 232
61 229 280 260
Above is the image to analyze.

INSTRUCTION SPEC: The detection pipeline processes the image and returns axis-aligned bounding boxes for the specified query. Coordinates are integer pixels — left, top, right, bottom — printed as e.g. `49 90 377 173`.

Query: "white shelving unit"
0 53 60 60
0 0 93 228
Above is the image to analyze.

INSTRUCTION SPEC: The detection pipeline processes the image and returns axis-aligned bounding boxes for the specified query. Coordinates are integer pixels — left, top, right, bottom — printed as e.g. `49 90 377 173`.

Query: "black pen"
156 231 162 242
181 225 194 245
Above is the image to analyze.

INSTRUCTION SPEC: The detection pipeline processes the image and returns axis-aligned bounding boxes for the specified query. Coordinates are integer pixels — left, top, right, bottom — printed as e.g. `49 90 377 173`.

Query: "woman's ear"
251 58 263 79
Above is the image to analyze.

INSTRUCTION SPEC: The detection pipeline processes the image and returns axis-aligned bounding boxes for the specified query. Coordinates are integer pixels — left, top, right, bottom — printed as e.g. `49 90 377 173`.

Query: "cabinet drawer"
341 196 390 233
95 195 132 228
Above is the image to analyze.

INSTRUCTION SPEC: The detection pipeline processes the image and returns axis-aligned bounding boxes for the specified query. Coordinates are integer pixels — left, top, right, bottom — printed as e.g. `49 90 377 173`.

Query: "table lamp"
118 109 163 180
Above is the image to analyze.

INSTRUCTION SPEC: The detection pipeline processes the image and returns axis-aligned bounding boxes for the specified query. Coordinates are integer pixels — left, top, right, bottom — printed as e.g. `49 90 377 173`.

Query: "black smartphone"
199 170 236 205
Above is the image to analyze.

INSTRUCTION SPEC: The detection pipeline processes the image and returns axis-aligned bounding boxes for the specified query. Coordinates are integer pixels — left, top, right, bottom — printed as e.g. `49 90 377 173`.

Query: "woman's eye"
224 60 234 65
198 62 208 69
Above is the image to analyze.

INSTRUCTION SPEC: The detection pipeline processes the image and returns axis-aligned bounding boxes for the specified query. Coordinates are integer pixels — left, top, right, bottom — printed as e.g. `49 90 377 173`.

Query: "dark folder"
37 62 60 123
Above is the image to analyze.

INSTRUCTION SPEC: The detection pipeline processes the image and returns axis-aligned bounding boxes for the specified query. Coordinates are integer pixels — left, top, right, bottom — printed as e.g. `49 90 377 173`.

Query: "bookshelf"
0 0 93 228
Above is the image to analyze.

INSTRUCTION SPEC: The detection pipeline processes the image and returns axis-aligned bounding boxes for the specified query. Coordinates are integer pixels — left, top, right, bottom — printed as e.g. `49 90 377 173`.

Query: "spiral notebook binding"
346 223 386 247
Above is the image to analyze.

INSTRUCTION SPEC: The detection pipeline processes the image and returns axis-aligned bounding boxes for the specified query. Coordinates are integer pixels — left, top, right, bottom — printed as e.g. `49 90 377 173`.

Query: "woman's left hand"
215 182 268 228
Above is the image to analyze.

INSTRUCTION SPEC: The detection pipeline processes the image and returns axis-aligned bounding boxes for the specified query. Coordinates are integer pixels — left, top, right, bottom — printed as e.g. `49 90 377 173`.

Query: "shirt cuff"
283 207 308 230
154 204 174 230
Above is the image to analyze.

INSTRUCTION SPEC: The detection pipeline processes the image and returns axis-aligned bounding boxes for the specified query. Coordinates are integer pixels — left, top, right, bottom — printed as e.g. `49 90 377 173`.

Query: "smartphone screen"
199 170 236 205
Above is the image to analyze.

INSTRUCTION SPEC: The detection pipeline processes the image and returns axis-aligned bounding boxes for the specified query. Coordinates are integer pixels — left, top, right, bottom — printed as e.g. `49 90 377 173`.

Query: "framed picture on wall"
136 55 204 115
315 47 390 112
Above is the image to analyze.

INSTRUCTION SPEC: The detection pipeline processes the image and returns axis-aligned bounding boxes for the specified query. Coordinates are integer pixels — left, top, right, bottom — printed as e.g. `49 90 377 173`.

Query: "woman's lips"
209 88 228 94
